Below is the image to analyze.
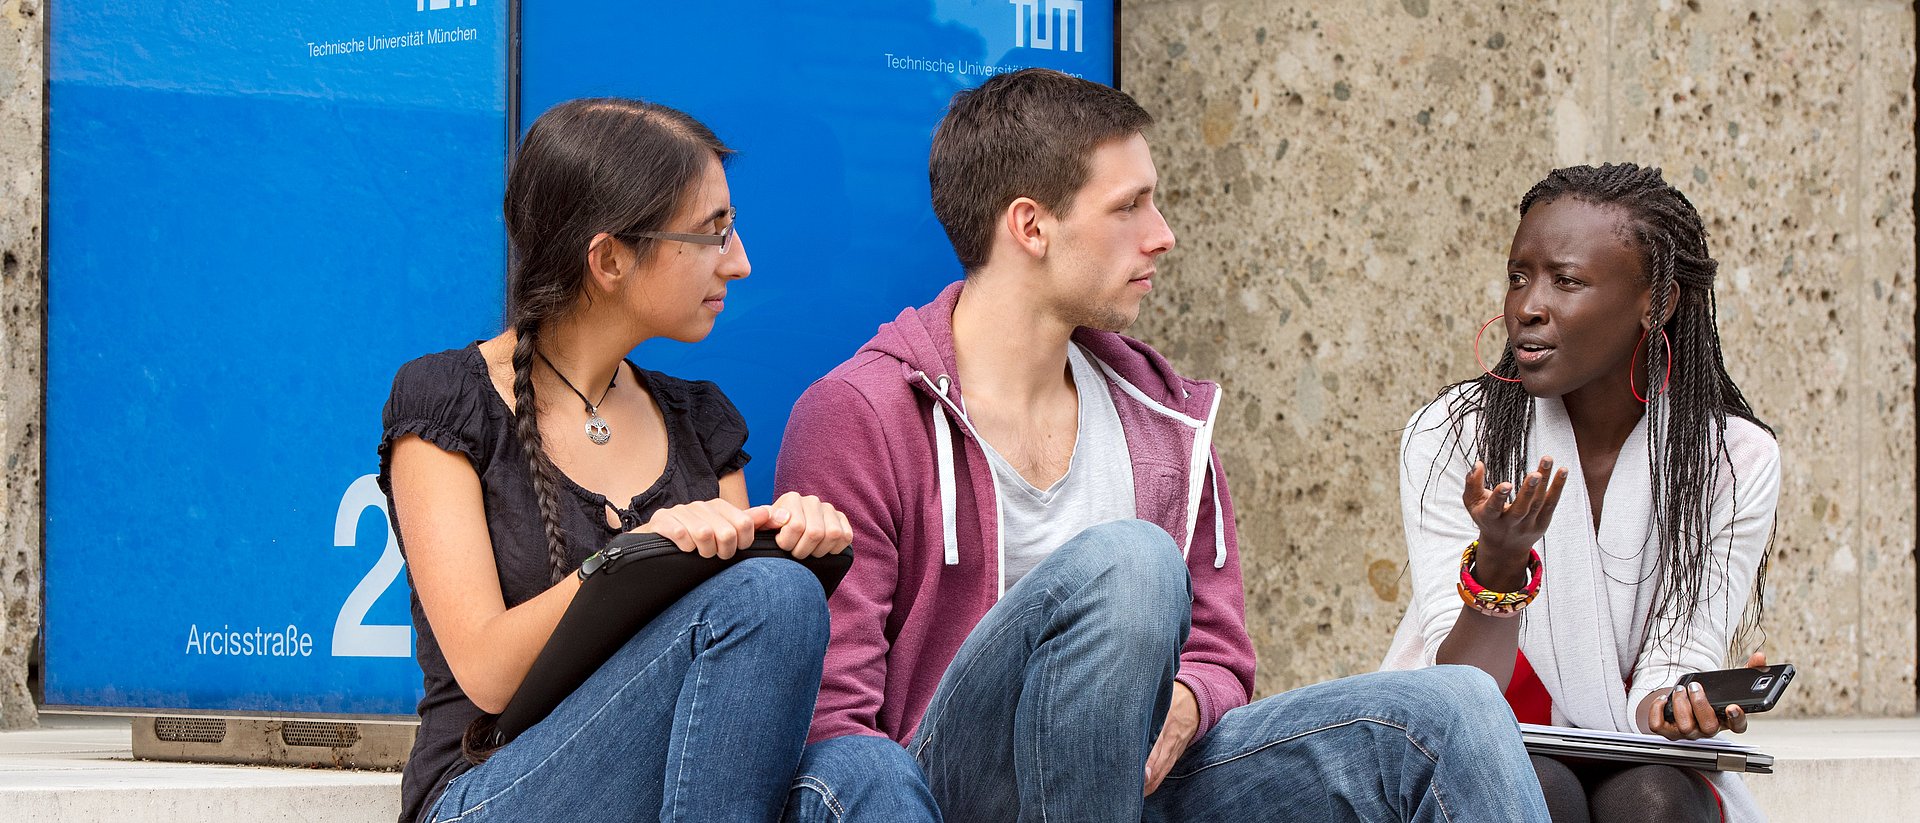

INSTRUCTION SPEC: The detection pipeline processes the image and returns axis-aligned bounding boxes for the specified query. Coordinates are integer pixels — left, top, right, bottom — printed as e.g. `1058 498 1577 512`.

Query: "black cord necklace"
537 351 617 446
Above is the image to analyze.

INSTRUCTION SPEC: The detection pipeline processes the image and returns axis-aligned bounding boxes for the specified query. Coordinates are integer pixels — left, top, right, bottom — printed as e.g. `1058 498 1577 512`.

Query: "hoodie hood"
862 281 1227 580
865 282 1215 415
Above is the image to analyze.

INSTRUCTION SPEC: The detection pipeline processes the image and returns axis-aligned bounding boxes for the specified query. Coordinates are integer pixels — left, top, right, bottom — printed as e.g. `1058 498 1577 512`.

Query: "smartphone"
1663 663 1795 724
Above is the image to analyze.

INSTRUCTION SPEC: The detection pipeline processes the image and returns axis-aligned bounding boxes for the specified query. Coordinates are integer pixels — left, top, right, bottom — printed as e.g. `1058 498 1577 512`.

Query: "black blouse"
375 344 750 823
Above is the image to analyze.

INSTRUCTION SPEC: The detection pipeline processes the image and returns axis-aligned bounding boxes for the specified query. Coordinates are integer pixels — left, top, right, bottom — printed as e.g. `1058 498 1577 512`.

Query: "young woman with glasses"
378 98 852 823
1384 164 1779 823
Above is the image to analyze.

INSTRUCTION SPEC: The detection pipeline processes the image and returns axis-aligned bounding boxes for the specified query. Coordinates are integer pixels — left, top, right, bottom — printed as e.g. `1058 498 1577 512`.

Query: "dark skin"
1438 197 1764 740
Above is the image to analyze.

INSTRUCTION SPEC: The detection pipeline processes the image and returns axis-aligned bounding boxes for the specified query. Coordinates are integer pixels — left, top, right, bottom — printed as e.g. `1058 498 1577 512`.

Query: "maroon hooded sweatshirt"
776 281 1256 745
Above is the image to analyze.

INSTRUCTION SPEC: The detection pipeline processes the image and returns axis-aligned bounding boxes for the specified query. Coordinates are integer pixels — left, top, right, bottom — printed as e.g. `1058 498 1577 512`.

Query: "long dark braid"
509 320 573 584
1435 163 1773 659
501 98 733 584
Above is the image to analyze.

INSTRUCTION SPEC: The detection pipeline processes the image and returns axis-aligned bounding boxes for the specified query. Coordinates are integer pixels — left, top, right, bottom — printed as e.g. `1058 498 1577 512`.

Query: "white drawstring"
920 360 1221 578
1091 358 1206 427
1088 356 1220 559
1180 388 1224 558
930 377 960 566
1210 455 1227 569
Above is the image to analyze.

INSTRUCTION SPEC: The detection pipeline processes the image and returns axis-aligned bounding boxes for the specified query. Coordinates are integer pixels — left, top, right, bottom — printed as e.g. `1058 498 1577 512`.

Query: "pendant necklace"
537 351 617 445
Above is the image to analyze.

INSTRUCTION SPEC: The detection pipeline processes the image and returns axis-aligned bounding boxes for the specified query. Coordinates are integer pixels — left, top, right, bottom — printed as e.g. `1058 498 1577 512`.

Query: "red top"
1506 650 1553 725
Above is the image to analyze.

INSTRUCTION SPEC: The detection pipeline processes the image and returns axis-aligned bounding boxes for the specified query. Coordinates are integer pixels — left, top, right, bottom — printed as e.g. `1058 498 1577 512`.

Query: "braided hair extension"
502 99 733 584
1430 163 1774 660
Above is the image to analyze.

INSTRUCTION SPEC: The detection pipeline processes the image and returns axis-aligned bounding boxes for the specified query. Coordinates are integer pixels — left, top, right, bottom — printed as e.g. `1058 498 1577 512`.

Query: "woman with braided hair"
1383 163 1779 823
377 98 851 823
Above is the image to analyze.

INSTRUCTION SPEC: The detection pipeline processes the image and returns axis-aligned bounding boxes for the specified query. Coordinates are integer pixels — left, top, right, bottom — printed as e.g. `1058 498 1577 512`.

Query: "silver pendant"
585 409 611 445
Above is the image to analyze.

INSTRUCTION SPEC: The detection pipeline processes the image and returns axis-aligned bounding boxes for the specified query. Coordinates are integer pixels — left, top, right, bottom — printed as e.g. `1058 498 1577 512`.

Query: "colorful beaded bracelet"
1456 541 1544 618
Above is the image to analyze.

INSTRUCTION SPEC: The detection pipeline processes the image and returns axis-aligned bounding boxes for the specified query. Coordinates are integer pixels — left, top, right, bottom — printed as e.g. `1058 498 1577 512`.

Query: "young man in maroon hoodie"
775 69 1547 822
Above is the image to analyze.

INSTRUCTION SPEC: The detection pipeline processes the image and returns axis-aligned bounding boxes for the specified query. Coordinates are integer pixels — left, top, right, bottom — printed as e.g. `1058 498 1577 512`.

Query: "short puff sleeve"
687 379 751 478
378 349 492 476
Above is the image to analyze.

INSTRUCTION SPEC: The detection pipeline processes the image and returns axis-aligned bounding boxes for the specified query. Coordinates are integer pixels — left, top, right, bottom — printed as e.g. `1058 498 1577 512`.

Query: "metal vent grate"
153 717 227 743
281 721 361 748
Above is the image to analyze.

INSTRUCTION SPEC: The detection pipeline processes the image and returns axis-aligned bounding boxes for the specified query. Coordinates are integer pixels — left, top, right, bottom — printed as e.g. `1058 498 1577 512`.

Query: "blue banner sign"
47 0 1114 716
47 0 510 715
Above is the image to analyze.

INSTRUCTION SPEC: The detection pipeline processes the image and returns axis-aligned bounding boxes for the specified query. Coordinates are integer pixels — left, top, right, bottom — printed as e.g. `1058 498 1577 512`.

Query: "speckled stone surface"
1123 0 1916 715
0 0 41 729
1853 0 1918 718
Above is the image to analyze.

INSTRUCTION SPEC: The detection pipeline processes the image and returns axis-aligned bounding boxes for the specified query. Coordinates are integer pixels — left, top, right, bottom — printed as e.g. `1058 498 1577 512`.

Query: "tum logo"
418 0 477 9
1010 0 1084 53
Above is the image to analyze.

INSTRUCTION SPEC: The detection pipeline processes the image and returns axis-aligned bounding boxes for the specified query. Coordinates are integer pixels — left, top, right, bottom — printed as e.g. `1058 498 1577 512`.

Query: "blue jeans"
427 559 829 823
785 519 1549 822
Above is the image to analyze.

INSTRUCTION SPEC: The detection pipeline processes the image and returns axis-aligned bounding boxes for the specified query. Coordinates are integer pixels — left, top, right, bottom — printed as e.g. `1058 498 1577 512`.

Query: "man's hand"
767 491 854 559
1145 682 1199 796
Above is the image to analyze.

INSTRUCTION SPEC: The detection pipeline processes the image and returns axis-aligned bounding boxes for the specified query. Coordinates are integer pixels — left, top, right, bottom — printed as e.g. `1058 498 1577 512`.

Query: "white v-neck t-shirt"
977 344 1137 590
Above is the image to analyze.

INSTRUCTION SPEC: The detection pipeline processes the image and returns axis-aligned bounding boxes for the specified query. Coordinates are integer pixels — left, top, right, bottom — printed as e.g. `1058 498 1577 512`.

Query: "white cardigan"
1382 386 1780 822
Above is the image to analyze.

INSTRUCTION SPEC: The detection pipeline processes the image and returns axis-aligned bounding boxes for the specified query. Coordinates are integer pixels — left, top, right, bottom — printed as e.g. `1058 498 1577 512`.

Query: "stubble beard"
1058 293 1136 333
1050 268 1141 333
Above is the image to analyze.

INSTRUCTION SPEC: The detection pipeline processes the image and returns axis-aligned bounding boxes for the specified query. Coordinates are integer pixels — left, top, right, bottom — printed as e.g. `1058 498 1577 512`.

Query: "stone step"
1738 716 1920 821
0 713 1914 821
0 715 398 822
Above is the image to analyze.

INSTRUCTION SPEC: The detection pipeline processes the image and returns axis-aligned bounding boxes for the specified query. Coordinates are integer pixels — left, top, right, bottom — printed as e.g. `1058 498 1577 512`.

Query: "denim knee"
702 558 830 650
1041 519 1190 650
1383 665 1511 731
789 735 940 823
1048 518 1189 600
795 734 924 785
1423 664 1508 714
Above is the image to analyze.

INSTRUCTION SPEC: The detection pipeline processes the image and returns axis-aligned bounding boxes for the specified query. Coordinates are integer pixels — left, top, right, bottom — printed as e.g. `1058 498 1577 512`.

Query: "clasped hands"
636 492 852 559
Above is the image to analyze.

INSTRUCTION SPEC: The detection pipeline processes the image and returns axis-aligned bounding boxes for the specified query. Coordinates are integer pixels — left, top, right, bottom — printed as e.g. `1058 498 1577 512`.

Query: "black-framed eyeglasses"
624 207 737 254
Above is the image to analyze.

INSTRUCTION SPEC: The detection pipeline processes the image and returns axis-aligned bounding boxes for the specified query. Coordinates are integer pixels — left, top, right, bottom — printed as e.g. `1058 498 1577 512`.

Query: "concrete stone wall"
0 0 40 730
1124 0 1918 715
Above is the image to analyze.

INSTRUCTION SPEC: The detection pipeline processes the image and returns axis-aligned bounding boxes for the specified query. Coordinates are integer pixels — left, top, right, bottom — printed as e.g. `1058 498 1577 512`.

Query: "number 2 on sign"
333 474 412 657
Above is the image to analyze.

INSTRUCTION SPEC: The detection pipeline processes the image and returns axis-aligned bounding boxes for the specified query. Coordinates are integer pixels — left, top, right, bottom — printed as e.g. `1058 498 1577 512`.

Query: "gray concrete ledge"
0 714 1913 821
1739 717 1920 821
0 715 398 822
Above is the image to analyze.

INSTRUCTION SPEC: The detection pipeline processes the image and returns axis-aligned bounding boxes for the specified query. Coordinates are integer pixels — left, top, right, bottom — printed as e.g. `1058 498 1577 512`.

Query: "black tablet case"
491 531 853 745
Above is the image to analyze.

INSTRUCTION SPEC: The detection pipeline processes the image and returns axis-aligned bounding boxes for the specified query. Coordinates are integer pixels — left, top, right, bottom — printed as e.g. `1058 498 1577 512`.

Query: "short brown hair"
929 69 1153 272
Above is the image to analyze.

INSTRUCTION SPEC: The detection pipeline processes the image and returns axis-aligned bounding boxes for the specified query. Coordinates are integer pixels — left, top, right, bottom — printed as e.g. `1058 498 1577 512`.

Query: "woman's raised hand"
766 492 853 559
1462 457 1570 579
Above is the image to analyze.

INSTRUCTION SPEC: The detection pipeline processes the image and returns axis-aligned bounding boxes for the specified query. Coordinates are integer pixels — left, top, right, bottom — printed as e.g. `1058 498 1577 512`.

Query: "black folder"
488 531 853 747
